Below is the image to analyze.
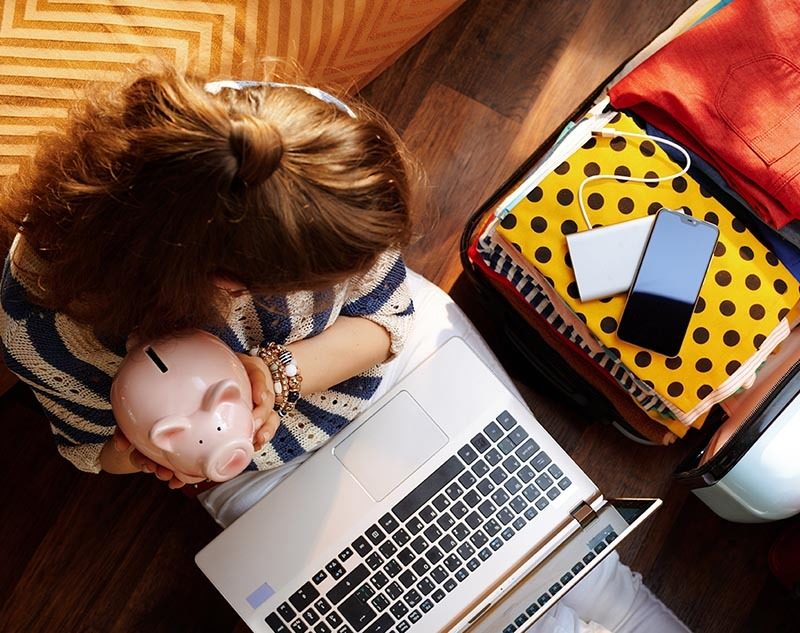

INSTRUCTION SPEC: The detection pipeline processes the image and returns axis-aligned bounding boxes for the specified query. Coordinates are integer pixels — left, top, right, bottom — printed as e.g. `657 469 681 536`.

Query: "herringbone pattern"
0 0 463 177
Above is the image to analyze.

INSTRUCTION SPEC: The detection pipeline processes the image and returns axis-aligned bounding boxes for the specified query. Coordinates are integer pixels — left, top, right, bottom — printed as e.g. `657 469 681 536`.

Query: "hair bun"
228 116 283 187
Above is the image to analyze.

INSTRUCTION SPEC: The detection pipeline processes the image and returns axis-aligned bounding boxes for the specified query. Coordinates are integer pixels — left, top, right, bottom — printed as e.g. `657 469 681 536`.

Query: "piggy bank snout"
204 439 254 482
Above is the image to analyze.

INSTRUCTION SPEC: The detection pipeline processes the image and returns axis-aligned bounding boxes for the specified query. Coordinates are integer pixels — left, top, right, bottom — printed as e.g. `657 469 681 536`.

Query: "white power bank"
566 215 656 302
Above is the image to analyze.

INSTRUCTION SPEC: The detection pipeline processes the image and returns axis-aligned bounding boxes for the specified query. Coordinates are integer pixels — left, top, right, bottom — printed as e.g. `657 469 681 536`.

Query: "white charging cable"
577 128 692 231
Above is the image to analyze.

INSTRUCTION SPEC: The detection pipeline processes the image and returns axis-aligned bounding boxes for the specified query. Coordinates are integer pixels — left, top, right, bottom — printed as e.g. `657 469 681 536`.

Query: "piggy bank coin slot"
145 346 169 373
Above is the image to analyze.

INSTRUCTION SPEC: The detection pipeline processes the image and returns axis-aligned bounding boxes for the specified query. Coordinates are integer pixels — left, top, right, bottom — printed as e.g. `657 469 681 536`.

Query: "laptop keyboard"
264 410 572 633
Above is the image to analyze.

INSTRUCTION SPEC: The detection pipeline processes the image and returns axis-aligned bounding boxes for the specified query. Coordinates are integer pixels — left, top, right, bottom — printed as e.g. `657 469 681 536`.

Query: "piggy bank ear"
201 379 242 411
149 416 191 451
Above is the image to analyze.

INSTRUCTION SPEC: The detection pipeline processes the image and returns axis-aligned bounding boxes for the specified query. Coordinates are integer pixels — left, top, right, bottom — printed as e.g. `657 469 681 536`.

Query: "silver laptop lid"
197 337 600 632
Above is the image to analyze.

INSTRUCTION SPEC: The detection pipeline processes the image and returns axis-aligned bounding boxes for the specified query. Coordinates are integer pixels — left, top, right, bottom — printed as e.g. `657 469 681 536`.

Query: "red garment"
609 0 800 229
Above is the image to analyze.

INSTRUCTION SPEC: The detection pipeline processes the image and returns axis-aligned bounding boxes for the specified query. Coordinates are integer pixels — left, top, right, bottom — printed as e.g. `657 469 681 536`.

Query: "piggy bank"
110 330 255 483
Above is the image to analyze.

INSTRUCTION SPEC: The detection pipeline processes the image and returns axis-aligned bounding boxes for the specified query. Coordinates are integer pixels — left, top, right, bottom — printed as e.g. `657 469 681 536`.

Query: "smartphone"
617 208 719 357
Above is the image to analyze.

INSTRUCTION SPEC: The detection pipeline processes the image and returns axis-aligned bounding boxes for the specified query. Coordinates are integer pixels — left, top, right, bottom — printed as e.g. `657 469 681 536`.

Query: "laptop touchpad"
333 391 448 501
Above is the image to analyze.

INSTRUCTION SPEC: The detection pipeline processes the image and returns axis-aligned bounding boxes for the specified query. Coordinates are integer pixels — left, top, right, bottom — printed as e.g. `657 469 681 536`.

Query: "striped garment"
0 237 414 474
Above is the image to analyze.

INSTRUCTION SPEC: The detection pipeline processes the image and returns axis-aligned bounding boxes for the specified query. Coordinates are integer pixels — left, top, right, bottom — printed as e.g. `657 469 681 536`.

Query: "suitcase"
459 0 800 522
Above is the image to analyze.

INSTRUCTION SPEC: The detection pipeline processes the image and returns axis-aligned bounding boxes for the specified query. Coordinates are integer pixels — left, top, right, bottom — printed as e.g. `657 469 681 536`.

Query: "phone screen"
617 209 719 357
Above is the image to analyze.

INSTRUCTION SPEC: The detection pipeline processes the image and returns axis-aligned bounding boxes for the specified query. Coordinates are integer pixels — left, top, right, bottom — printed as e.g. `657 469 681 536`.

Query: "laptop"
196 337 661 633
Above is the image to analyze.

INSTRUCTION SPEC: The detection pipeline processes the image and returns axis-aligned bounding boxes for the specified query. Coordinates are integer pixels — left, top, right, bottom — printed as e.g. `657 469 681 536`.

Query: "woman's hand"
100 428 186 489
237 353 281 450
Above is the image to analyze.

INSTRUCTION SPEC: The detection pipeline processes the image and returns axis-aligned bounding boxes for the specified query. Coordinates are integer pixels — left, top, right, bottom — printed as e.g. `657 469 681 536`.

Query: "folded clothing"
469 231 679 445
495 111 799 426
609 0 800 229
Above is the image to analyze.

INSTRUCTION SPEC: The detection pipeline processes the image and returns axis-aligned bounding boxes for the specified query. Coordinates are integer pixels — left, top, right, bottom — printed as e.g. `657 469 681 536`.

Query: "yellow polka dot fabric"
496 112 799 420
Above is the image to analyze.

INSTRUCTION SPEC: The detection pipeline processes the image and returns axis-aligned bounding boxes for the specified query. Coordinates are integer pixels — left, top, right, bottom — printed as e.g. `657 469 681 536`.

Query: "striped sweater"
0 236 414 474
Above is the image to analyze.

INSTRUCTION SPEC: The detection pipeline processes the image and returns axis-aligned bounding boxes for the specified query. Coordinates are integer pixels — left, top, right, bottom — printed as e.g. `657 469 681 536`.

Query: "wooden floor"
2 1 799 631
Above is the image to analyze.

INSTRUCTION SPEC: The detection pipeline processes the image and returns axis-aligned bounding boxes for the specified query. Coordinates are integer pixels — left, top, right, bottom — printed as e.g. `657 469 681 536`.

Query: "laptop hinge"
570 501 598 529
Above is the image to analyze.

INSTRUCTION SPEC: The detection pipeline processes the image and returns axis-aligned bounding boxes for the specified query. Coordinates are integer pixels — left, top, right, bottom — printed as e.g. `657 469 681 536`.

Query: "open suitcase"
460 0 800 523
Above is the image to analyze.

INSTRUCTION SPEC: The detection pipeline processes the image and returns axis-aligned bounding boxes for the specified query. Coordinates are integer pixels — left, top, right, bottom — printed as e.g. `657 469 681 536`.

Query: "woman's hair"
0 63 417 341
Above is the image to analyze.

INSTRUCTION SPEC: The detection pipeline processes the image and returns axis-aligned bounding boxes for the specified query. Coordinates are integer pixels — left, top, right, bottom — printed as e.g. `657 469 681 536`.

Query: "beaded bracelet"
251 342 302 418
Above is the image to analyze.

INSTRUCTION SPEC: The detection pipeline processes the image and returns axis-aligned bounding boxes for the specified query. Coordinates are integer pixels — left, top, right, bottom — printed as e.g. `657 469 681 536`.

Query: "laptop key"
535 497 549 510
392 455 464 522
362 612 394 633
371 594 390 612
395 621 410 633
367 523 386 545
497 410 517 430
455 567 469 582
384 560 402 578
497 507 514 525
423 524 442 543
314 622 331 633
485 448 502 466
326 560 346 580
484 518 501 537
408 609 422 624
489 537 503 551
526 603 540 616
436 512 455 531
478 547 492 561
431 565 448 584
444 554 461 572
378 541 397 559
432 494 450 512
397 548 415 566
471 432 491 453
490 467 508 485
561 571 574 585
559 477 572 490
548 582 562 596
352 537 372 557
355 584 375 604
452 522 470 541
392 528 410 546
312 571 327 585
371 571 388 590
463 489 481 508
418 505 437 524
439 534 457 553
290 619 308 632
339 593 376 630
476 478 495 496
457 542 475 560
524 507 538 521
410 536 427 554
518 465 535 483
290 582 321 612
548 464 564 479
478 500 496 518
458 471 477 489
531 452 552 472
502 456 520 473
265 613 291 633
465 511 483 530
315 598 332 615
504 477 522 495
535 473 554 490
510 496 527 514
338 547 354 563
501 527 515 541
327 564 369 604
425 545 444 564
498 437 515 455
512 517 526 531
515 613 529 627
365 553 383 571
523 484 540 502
443 578 458 592
470 530 488 548
390 602 409 619
491 489 510 507
386 581 403 600
398 569 416 588
445 483 463 500
303 609 320 625
451 501 469 519
406 517 424 535
471 459 490 477
508 426 529 446
411 558 430 576
484 421 503 441
403 589 422 607
420 598 434 612
278 602 297 621
515 439 539 462
417 577 435 595
457 444 478 464
547 487 561 500
378 513 400 534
